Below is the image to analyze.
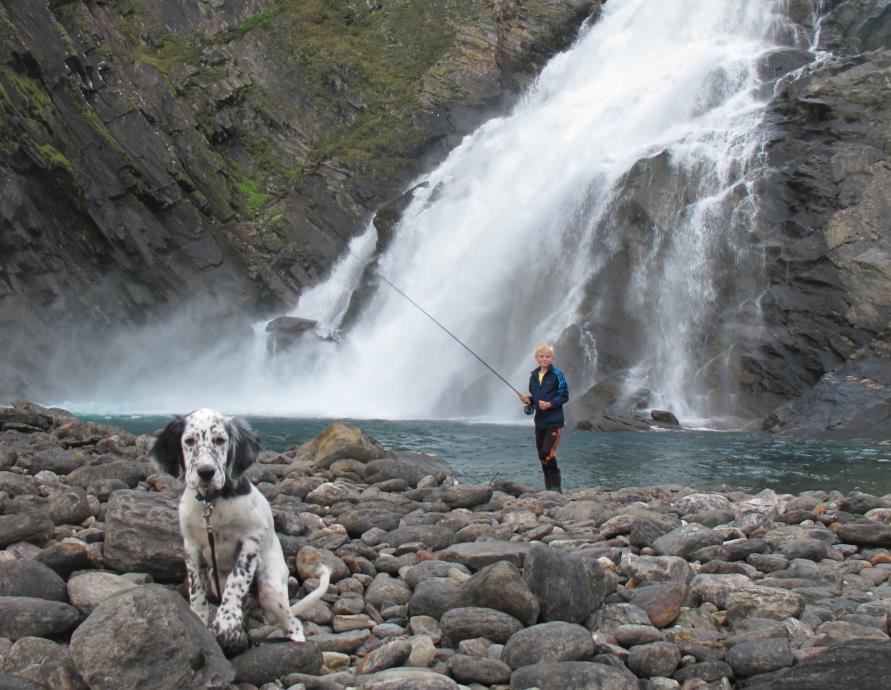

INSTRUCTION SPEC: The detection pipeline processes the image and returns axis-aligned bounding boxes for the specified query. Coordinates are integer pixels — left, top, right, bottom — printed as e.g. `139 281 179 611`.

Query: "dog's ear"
150 416 187 478
226 417 261 479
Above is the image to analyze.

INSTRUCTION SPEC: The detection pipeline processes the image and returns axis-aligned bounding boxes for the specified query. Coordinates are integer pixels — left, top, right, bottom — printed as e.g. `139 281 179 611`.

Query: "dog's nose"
196 466 215 481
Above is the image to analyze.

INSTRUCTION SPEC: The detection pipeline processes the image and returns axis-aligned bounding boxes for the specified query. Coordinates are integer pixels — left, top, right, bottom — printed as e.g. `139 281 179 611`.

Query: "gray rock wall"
754 0 891 436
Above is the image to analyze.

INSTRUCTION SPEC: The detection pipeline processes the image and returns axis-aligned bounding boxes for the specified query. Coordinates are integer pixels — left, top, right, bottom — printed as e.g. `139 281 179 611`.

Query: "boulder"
456 560 539 626
524 543 605 623
440 607 524 645
745 639 891 690
364 452 452 487
509 661 639 690
69 584 234 690
103 490 185 581
0 597 82 640
231 641 323 684
501 621 595 669
0 559 68 601
294 424 386 470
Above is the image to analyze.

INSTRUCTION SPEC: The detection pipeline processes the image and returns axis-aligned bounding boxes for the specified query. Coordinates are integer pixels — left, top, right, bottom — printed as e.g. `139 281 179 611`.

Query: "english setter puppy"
151 408 330 654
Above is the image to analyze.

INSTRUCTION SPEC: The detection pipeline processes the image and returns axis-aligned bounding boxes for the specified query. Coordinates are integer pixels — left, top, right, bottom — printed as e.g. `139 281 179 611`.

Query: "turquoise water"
82 415 891 495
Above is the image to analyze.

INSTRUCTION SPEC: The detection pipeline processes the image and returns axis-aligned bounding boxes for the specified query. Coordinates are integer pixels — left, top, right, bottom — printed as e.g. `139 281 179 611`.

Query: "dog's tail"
290 565 331 616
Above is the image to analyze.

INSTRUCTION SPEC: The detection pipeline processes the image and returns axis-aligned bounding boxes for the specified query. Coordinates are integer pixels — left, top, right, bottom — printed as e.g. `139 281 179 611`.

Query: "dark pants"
535 426 563 492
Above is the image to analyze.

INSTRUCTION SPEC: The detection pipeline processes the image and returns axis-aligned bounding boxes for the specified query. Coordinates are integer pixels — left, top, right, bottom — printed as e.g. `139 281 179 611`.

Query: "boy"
518 343 569 493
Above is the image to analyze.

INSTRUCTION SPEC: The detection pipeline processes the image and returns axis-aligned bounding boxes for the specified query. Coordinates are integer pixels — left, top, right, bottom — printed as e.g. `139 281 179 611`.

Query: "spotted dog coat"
151 408 330 654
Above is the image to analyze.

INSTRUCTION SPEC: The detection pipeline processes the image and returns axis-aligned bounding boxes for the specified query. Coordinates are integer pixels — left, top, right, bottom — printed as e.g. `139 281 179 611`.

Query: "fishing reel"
523 399 535 415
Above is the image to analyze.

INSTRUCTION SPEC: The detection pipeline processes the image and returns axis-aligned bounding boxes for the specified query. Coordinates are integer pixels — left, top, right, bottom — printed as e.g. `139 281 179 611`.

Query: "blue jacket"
528 365 569 429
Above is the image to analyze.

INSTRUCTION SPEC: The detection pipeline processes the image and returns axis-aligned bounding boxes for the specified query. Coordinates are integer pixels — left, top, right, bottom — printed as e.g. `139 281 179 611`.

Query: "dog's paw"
211 619 250 656
288 631 306 643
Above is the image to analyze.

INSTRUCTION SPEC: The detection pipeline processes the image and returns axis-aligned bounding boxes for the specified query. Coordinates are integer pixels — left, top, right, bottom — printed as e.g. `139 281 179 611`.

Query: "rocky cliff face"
0 0 597 400
755 0 891 437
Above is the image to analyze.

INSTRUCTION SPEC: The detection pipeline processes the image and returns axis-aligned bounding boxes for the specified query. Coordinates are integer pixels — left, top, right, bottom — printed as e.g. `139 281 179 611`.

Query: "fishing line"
311 226 525 398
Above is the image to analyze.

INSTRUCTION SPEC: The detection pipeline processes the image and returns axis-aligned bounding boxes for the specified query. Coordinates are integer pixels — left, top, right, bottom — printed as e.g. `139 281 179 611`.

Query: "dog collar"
195 489 223 504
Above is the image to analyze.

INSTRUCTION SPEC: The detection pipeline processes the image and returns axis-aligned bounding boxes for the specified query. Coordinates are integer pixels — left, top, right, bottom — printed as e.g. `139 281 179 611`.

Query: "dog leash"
196 491 223 603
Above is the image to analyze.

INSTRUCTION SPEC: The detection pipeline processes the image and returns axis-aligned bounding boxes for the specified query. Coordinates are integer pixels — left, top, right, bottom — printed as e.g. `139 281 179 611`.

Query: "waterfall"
66 0 818 420
264 0 814 423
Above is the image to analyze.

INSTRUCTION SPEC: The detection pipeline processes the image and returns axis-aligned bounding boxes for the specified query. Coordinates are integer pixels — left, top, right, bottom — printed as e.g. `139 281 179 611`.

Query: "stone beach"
2 401 891 690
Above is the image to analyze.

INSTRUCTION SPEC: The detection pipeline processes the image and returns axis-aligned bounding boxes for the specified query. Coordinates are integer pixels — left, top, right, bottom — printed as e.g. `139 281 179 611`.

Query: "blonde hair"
535 342 555 356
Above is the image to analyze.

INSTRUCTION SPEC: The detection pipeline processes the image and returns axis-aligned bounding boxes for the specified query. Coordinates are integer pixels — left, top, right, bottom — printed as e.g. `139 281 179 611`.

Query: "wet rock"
102 490 185 581
440 483 493 509
690 573 753 608
614 624 664 647
0 597 82 640
69 584 234 690
835 522 891 547
587 603 651 633
309 629 371 654
338 509 402 537
45 487 93 525
365 573 412 609
448 653 512 684
403 560 471 588
66 570 139 613
744 639 891 690
296 424 386 471
2 636 87 690
672 659 734 684
231 641 323 684
725 585 805 621
15 447 82 474
619 553 692 586
626 640 682 678
839 492 891 514
364 453 451 487
357 667 459 689
356 639 412 674
673 494 733 515
36 540 95 578
386 525 456 551
509 660 639 690
440 607 524 645
778 538 830 561
629 514 679 547
812 619 890 645
66 460 148 489
0 559 67 601
501 621 595 669
409 578 461 619
524 543 605 623
0 512 54 547
437 541 531 570
457 560 539 625
0 673 44 689
724 637 794 677
653 524 725 559
628 582 687 628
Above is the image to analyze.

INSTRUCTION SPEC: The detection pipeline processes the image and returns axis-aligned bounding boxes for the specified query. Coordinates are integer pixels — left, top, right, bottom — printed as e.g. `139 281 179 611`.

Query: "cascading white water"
67 0 817 419
262 0 813 422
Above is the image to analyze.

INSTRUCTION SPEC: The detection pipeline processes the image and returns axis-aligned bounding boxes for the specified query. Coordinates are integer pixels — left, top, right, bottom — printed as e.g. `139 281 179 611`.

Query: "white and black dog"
151 408 330 654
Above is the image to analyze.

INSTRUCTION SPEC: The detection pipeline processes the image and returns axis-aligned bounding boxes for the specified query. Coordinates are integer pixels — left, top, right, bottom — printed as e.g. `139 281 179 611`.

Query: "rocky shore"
2 401 891 690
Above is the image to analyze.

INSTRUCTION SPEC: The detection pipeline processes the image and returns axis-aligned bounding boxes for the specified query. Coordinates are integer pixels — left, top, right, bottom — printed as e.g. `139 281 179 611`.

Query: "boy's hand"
539 401 552 410
518 394 531 404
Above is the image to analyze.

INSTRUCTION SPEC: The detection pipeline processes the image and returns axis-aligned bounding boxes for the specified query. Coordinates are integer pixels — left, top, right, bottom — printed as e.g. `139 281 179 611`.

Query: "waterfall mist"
61 0 818 422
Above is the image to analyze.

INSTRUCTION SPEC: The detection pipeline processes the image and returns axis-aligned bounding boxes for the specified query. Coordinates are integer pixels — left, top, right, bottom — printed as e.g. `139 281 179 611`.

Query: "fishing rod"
313 225 525 399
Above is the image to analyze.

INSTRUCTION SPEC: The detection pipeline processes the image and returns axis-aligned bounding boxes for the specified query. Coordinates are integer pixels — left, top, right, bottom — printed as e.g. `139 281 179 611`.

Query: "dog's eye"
184 438 196 447
213 437 226 446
